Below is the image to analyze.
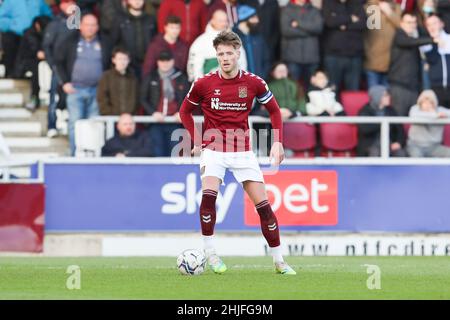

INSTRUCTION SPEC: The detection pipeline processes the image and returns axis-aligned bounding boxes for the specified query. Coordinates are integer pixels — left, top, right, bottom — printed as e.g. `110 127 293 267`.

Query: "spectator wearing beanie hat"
233 5 270 78
357 85 406 157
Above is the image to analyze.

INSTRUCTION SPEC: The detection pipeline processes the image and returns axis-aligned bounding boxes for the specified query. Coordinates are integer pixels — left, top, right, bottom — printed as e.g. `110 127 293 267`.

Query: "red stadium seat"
283 123 316 158
443 125 450 147
340 91 369 116
320 123 358 157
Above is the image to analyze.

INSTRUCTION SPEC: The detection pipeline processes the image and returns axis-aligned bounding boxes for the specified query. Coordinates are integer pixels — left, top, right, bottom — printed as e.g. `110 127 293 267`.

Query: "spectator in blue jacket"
0 0 52 77
233 5 270 79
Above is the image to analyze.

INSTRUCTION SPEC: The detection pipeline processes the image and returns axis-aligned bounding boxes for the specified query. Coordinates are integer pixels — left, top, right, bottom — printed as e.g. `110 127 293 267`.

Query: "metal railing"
0 160 44 183
93 115 450 159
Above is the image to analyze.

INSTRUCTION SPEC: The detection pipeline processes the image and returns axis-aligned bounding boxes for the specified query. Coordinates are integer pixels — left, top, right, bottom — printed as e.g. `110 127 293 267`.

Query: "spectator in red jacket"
142 15 189 77
157 0 208 45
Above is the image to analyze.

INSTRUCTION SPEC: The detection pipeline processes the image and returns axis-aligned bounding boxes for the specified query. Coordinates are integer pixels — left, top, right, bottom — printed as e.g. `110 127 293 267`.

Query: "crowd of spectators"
0 0 449 158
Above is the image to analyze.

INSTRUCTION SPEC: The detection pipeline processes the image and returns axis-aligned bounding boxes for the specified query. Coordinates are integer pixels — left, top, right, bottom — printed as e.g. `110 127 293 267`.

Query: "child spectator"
357 85 406 157
407 89 450 157
267 62 306 119
305 70 345 116
97 48 139 115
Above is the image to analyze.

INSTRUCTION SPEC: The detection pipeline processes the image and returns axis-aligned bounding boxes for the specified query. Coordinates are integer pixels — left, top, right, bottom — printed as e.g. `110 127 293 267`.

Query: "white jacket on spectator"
408 105 450 147
306 88 343 116
187 23 247 82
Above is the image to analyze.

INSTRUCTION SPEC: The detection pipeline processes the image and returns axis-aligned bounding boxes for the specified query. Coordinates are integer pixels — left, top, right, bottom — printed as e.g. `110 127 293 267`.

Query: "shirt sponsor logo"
210 97 247 111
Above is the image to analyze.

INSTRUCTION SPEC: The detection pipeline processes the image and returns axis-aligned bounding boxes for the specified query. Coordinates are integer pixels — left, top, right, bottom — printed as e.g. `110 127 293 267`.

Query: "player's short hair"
213 31 242 50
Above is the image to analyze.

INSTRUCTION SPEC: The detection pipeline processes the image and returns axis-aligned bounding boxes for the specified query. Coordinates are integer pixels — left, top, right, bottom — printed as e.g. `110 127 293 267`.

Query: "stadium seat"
443 125 450 147
340 91 369 116
283 123 316 158
320 123 358 157
75 120 105 157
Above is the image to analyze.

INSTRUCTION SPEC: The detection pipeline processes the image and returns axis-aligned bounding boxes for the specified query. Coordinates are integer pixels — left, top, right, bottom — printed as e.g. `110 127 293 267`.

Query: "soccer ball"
177 249 207 276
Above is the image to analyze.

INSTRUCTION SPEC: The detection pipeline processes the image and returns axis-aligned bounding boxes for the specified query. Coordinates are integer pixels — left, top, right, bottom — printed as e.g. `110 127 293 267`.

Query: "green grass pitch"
0 257 449 299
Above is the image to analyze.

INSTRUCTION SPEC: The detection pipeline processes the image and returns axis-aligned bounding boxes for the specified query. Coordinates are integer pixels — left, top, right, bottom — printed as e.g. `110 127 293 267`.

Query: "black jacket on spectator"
357 104 405 156
54 32 111 85
280 2 323 64
101 131 152 157
76 0 98 14
140 69 189 115
42 13 79 70
388 29 433 91
322 0 366 57
100 0 127 34
437 0 450 33
14 25 43 77
111 11 157 67
424 43 450 90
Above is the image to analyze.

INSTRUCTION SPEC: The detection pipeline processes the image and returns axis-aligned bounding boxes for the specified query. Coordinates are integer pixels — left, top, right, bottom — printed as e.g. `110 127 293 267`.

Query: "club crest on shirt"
238 86 247 98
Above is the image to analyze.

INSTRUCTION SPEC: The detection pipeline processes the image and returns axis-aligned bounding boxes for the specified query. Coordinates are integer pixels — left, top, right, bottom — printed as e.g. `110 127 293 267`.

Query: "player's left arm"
255 79 285 165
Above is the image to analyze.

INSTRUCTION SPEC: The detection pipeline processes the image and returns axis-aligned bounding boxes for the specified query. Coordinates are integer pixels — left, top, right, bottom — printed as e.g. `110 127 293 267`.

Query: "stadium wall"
43 159 450 233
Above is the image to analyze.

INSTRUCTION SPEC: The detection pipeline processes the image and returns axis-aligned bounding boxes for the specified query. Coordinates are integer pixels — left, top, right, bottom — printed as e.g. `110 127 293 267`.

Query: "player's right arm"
179 80 204 152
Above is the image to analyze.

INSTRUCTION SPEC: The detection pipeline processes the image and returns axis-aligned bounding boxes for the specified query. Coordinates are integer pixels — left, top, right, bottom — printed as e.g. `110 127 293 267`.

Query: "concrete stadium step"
5 137 68 148
0 79 31 91
0 122 41 137
0 108 32 118
10 152 60 162
0 91 25 106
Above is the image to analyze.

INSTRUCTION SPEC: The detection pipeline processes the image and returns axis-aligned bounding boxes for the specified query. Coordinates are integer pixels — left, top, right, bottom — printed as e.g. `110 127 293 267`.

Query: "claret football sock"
200 189 217 236
255 200 281 248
